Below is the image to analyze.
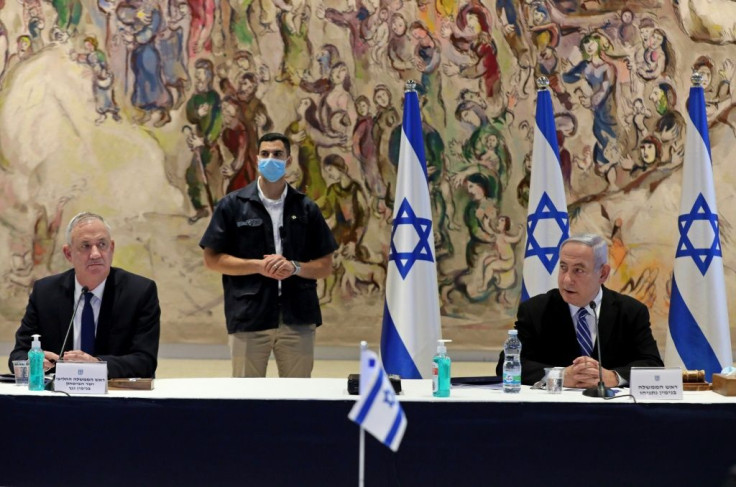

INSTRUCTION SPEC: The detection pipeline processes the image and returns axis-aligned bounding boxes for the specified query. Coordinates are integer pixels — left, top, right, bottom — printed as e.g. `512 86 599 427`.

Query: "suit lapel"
59 270 76 352
596 286 616 360
549 290 581 359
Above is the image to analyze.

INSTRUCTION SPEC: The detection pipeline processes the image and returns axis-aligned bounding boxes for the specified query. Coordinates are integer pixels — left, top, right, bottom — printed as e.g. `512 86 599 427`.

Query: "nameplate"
54 361 108 394
630 367 682 400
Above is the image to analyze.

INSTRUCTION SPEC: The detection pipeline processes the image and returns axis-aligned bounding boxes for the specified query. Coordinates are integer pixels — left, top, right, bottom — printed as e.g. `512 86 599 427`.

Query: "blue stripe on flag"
521 281 529 302
669 277 722 378
402 90 428 180
688 86 712 164
384 409 404 448
354 367 386 424
380 303 422 378
535 89 561 157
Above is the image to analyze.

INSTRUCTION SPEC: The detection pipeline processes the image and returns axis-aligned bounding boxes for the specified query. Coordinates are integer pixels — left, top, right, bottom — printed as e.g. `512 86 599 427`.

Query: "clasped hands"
564 356 618 388
262 254 296 280
42 350 99 371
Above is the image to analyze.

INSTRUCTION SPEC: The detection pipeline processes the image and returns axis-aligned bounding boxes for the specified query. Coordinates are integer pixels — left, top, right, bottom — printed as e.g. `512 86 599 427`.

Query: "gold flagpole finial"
405 80 417 93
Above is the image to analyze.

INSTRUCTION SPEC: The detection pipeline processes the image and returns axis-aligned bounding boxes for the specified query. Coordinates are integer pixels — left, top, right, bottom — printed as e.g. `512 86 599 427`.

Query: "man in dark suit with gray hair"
496 233 663 387
9 212 160 378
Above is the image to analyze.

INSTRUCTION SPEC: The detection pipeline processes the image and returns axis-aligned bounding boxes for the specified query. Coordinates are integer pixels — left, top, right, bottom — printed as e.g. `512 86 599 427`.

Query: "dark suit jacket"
8 267 160 378
495 286 663 385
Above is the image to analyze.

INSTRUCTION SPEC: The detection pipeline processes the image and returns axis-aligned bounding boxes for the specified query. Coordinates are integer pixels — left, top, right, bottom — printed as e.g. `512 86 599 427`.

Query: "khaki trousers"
228 323 316 378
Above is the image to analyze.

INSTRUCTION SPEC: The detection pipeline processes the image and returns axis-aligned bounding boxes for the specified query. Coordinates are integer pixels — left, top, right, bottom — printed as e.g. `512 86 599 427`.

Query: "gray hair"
561 233 608 270
65 212 112 245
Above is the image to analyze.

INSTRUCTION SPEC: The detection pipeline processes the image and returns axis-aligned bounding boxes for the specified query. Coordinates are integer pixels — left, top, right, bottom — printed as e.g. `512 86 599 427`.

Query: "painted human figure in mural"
648 81 684 167
450 100 509 196
275 0 312 85
409 21 446 125
285 97 346 201
365 6 389 68
318 62 356 140
219 96 247 189
479 215 523 306
6 34 32 68
117 0 173 127
18 0 44 42
220 0 256 51
72 36 122 124
49 0 82 41
185 59 223 224
217 49 270 100
693 55 736 134
624 97 652 147
372 84 399 207
299 43 340 93
186 0 214 57
157 0 190 109
352 95 382 201
443 16 501 100
636 27 674 81
319 153 369 258
226 72 273 192
387 12 418 82
563 32 618 167
629 134 661 178
461 172 499 300
315 0 378 79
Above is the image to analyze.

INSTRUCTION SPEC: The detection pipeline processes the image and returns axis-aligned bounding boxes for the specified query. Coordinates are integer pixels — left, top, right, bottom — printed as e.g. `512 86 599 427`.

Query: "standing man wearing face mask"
199 132 338 377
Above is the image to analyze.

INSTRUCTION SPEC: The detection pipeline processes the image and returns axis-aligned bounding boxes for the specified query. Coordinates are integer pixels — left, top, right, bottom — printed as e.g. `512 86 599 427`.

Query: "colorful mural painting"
2 0 736 351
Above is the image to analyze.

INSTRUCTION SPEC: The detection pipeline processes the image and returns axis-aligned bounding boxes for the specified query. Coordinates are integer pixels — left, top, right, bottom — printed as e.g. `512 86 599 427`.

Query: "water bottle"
502 330 522 393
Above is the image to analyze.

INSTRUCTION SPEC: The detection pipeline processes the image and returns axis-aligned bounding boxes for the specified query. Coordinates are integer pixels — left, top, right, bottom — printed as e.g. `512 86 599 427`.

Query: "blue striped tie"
575 308 593 357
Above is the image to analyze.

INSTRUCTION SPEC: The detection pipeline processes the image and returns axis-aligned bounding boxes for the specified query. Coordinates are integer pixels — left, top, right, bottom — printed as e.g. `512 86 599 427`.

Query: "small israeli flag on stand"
521 77 570 302
349 343 407 453
380 80 441 379
666 72 733 381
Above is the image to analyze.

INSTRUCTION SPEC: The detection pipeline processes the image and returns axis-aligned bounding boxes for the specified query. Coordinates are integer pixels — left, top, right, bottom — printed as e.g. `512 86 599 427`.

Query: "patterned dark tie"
575 308 593 357
81 292 96 355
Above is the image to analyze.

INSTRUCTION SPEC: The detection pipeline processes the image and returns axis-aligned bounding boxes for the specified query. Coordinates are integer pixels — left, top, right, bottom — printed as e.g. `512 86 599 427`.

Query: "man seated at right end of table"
495 233 664 387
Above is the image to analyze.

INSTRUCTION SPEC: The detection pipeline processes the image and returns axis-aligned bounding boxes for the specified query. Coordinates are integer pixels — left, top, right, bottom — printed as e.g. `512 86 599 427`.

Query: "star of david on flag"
348 346 407 452
675 194 721 276
389 198 434 279
521 81 570 302
380 82 441 380
666 80 732 381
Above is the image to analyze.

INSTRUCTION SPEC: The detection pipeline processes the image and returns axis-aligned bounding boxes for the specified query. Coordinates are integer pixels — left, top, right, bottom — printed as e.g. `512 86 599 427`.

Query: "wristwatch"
291 260 301 276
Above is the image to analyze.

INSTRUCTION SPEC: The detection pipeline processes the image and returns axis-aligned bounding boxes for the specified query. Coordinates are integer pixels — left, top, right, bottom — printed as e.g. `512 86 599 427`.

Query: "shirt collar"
256 177 288 206
568 287 603 318
75 278 107 302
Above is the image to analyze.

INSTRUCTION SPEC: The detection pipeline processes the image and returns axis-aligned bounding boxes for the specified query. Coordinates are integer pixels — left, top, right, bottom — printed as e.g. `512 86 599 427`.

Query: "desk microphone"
582 300 615 398
45 286 88 391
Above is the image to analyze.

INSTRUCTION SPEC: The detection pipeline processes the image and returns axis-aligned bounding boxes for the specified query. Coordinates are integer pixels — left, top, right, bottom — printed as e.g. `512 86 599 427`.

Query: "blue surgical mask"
258 158 286 182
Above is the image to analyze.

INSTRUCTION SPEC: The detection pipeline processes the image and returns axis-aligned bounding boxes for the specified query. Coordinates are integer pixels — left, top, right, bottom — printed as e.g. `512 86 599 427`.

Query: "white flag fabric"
348 348 407 452
380 86 441 379
521 85 569 301
666 84 733 380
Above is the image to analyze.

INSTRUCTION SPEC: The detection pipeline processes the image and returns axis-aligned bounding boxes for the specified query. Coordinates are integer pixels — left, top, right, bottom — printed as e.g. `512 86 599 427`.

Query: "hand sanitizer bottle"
28 334 45 391
432 339 452 397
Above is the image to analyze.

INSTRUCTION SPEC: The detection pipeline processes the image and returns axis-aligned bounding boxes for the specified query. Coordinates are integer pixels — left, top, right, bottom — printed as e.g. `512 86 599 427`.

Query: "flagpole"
358 341 367 487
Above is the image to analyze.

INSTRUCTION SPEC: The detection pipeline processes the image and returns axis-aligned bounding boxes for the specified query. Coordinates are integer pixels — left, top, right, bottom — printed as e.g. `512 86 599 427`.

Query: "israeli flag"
521 81 569 302
666 81 733 381
380 83 442 379
349 348 407 452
